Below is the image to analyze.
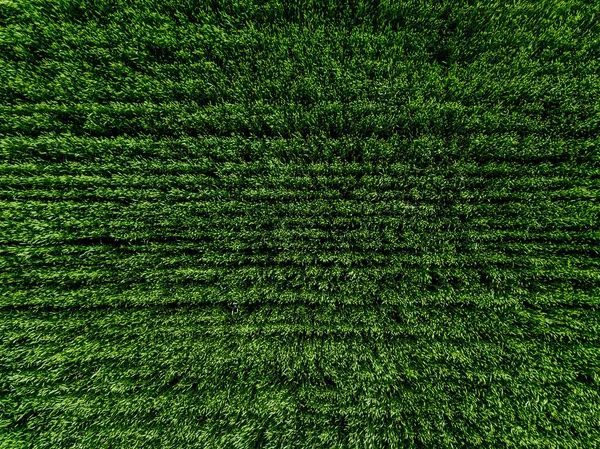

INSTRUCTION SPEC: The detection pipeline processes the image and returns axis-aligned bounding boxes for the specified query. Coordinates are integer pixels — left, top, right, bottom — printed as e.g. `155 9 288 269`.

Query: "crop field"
1 1 599 448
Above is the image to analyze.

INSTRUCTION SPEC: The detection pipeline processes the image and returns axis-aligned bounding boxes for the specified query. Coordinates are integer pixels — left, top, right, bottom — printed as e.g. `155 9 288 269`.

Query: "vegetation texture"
1 1 599 448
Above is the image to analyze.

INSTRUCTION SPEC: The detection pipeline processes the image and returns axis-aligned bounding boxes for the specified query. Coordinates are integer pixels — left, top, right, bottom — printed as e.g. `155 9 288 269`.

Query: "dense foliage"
1 1 599 447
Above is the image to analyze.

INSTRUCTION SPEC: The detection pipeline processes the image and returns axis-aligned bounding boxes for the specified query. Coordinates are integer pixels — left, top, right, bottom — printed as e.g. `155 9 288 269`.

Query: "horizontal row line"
2 135 596 165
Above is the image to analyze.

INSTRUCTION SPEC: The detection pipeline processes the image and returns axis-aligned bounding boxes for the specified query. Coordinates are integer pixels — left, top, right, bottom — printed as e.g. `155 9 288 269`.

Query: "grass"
1 1 599 447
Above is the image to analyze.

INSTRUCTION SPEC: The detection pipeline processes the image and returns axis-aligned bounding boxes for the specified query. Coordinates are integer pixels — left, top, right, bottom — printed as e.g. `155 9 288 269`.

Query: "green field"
1 1 599 447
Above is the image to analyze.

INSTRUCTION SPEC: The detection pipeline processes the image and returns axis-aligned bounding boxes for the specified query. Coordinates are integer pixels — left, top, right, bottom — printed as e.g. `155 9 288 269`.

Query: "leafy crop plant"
1 1 599 448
